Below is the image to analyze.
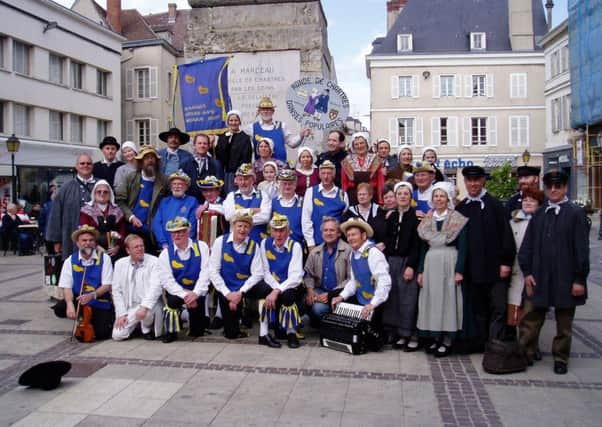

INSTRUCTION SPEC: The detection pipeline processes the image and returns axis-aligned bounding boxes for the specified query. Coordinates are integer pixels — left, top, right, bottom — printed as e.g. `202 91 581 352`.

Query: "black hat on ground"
159 127 190 144
18 361 71 390
543 169 569 186
461 165 486 178
517 166 541 177
99 136 120 150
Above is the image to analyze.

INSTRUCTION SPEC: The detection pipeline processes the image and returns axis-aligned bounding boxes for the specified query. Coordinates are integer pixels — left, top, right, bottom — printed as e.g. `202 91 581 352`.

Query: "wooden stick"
70 265 87 342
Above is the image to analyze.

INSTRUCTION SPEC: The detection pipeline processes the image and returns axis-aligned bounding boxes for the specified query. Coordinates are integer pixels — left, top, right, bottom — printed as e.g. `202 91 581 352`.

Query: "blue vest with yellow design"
310 185 346 245
272 196 303 244
253 121 286 163
221 234 256 292
168 241 202 290
265 237 294 283
131 177 154 232
71 251 112 310
350 245 376 306
234 192 267 242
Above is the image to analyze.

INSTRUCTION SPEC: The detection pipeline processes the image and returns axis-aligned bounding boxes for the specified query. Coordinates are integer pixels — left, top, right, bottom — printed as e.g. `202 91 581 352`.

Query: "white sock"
260 320 268 336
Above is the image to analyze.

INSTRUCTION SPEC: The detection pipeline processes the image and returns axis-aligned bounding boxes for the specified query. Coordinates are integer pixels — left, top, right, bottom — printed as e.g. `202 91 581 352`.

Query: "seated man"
304 217 351 325
332 218 391 324
209 212 264 339
112 234 163 341
53 225 114 340
157 217 210 343
259 213 304 349
223 163 271 243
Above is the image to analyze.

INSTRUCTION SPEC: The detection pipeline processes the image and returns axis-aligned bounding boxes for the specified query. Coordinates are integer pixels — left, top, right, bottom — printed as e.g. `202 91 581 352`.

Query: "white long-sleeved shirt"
158 238 210 298
301 184 349 247
260 237 303 292
58 250 113 289
209 234 263 297
223 188 271 226
112 254 163 317
340 241 391 308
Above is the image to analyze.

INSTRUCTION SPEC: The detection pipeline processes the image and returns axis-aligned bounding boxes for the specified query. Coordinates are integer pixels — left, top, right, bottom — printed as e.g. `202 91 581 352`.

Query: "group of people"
43 96 590 375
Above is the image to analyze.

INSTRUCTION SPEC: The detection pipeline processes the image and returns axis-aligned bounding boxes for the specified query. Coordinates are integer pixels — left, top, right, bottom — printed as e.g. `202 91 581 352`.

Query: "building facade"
366 0 548 179
0 0 123 209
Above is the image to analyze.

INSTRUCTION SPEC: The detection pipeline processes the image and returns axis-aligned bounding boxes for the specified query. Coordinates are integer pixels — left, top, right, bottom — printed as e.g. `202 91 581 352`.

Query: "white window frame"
509 115 529 147
13 104 31 137
440 75 455 97
470 32 486 50
391 75 419 99
397 34 413 52
49 110 64 141
13 40 30 75
463 117 496 146
71 61 84 90
127 117 159 145
49 53 65 85
432 116 458 147
129 67 158 100
389 117 423 148
70 114 83 143
96 69 109 97
510 73 527 98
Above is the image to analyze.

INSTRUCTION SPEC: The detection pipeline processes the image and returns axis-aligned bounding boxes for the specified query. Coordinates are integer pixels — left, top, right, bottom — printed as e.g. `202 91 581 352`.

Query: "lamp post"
521 149 531 166
6 134 21 203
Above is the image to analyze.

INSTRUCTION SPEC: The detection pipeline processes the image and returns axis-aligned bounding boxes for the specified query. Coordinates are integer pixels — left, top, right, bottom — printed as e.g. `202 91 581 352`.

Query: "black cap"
461 165 486 178
543 170 569 186
99 136 120 149
19 361 71 390
158 127 190 144
517 166 541 177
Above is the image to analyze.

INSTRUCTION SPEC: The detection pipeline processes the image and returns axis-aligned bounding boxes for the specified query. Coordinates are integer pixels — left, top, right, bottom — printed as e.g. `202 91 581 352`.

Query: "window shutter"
510 74 516 98
464 75 472 98
391 76 399 99
150 118 159 144
522 74 528 98
126 69 133 100
488 116 497 146
463 117 472 147
150 67 158 99
389 118 399 147
448 117 458 146
509 116 517 147
486 74 494 98
126 120 134 143
415 117 423 147
431 117 440 146
432 75 440 99
412 75 419 98
522 116 529 146
454 74 462 98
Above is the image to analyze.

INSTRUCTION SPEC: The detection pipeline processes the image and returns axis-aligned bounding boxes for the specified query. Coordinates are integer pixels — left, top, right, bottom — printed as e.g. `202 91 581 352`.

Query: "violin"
74 304 95 343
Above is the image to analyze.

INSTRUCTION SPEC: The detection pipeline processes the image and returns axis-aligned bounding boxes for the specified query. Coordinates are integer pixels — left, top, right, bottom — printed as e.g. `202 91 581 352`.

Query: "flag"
178 57 232 135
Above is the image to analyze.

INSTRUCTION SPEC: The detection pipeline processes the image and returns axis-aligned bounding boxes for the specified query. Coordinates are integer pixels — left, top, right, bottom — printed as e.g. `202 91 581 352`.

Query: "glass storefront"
17 166 75 206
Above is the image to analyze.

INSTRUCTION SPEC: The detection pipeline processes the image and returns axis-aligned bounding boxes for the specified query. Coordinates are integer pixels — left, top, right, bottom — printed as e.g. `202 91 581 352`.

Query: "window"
439 118 448 145
0 37 6 69
397 34 413 52
472 75 485 97
510 73 527 98
49 54 65 85
398 118 414 145
440 75 455 97
0 101 5 133
432 117 457 146
561 45 569 73
96 69 109 96
126 67 158 100
71 114 83 143
471 117 487 145
136 119 150 145
509 116 529 146
71 61 83 89
551 50 559 77
551 98 561 133
470 32 486 50
399 76 413 97
563 95 571 130
136 68 150 98
13 104 30 136
97 119 109 142
49 111 64 141
13 40 30 75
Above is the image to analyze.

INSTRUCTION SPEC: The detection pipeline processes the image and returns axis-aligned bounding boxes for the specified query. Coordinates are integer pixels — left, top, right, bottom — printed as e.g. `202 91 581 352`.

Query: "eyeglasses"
78 162 92 165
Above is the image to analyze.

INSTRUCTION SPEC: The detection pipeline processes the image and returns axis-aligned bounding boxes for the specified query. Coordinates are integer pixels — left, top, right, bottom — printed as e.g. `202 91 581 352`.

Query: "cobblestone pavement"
0 222 601 426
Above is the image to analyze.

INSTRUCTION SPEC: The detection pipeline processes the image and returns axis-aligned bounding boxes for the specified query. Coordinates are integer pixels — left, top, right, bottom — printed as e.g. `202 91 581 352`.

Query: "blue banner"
178 57 232 134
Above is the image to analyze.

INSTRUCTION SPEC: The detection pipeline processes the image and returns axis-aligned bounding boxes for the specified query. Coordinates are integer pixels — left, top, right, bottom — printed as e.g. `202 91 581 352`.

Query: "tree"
487 162 517 201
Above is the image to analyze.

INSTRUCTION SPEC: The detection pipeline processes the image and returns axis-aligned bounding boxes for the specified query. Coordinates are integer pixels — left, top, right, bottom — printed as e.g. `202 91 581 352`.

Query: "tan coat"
303 240 351 290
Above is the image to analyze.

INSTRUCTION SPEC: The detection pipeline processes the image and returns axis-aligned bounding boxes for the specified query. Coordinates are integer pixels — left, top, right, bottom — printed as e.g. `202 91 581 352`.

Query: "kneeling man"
112 234 163 340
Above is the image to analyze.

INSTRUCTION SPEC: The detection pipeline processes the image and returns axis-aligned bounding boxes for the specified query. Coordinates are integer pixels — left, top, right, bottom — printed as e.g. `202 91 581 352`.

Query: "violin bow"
70 265 88 342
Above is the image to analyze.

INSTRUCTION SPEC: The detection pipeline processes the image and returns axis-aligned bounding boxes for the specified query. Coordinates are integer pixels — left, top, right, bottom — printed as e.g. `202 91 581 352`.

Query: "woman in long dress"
341 132 384 205
294 146 319 196
417 182 468 357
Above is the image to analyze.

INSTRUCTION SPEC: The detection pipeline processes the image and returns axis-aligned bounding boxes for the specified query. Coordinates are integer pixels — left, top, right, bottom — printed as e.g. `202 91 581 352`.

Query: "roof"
143 10 190 52
371 0 548 55
121 9 157 42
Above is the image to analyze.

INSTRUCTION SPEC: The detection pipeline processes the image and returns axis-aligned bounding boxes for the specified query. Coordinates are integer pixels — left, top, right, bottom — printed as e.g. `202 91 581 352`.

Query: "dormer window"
470 32 486 50
397 34 413 52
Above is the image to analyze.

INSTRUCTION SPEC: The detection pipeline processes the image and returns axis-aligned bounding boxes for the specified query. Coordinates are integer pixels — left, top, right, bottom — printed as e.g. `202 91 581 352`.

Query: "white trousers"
112 304 163 341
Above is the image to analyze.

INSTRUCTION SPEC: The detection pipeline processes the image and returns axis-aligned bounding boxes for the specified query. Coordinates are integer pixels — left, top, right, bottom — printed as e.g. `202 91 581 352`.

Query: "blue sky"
57 0 569 128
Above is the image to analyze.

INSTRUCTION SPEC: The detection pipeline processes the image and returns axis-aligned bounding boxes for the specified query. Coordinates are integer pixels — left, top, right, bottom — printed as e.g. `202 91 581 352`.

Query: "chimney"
168 3 177 24
545 0 554 30
106 0 122 34
508 0 534 50
386 0 407 32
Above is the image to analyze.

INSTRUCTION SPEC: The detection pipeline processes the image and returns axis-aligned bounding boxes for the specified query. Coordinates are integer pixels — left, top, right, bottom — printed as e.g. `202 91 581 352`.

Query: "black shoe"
553 361 568 375
425 342 438 354
404 339 422 353
161 332 177 343
258 334 281 348
241 316 253 329
392 337 408 350
142 332 155 341
275 328 287 340
434 344 452 358
225 330 249 340
209 317 224 330
287 333 300 349
188 329 206 338
533 349 542 361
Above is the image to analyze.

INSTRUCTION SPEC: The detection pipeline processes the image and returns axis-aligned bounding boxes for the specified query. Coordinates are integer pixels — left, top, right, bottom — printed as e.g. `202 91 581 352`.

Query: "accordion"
197 211 224 247
319 302 383 355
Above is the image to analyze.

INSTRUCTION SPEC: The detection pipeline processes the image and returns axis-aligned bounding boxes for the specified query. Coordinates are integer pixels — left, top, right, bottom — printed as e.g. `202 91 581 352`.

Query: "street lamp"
521 149 531 166
6 134 21 202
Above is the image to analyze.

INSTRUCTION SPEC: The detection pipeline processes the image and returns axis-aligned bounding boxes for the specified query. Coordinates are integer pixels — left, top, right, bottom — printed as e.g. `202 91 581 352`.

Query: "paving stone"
0 333 66 355
76 415 145 427
344 378 402 417
11 411 86 427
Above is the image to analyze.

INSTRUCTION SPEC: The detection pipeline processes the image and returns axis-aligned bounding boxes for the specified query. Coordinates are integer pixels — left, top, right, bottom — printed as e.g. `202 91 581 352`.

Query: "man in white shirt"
209 212 264 340
53 225 114 340
112 234 163 341
259 213 304 349
302 160 349 250
223 163 271 243
157 217 210 343
332 218 391 325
